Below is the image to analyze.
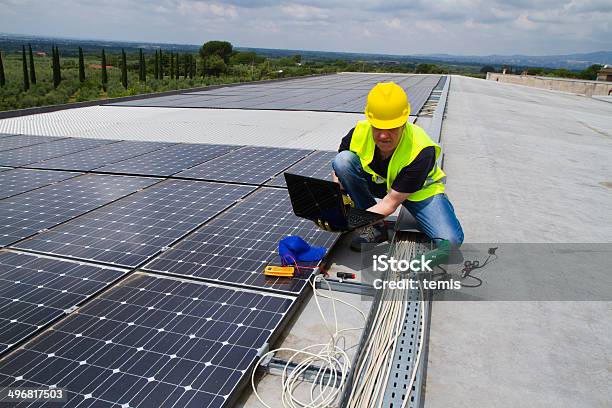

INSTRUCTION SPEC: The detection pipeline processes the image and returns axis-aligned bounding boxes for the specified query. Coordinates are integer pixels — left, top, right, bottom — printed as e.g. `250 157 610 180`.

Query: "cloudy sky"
1 0 611 55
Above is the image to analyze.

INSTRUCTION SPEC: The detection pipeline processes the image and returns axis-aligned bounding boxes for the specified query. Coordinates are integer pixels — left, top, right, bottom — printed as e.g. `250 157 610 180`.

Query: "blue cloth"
279 236 326 264
332 150 464 246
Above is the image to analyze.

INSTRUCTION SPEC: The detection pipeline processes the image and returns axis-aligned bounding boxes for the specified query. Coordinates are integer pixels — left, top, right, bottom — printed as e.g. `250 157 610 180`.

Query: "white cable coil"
251 237 425 408
252 277 367 408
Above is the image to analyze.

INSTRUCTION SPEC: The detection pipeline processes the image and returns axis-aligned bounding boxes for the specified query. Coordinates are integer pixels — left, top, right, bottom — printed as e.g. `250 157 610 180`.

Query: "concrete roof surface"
425 76 611 408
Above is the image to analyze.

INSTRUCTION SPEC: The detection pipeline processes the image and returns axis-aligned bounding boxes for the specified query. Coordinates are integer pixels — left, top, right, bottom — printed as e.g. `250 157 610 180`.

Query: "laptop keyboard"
348 211 381 228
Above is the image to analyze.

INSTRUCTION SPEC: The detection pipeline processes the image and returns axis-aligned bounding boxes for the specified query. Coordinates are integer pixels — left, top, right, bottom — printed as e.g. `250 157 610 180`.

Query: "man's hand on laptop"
314 219 343 233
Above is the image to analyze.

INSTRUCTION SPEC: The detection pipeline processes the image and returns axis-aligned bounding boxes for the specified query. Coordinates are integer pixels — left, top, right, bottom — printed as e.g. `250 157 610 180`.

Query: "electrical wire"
345 238 427 408
251 266 367 408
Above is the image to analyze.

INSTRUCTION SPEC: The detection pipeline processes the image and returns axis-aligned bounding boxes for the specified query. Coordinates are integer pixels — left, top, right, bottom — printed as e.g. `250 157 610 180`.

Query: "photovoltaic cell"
30 140 175 171
266 150 337 187
0 137 114 167
107 74 442 115
96 143 241 177
17 180 255 268
144 188 337 294
176 146 312 185
0 272 295 408
0 174 160 247
0 250 128 355
0 134 64 152
0 168 80 200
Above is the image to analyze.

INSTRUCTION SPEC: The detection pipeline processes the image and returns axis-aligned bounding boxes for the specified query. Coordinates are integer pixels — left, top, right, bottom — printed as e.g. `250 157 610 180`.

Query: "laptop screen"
284 173 348 229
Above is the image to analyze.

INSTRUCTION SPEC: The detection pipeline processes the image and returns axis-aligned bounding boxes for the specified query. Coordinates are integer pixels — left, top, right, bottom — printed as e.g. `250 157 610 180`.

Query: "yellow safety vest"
349 120 446 202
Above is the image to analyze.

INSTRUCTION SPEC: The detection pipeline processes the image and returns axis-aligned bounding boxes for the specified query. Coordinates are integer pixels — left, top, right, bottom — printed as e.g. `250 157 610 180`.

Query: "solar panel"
266 150 336 187
176 146 312 185
0 134 64 152
0 133 20 139
143 187 337 295
29 141 174 171
0 168 80 200
0 174 159 247
16 180 255 268
0 138 114 167
0 250 128 355
105 74 441 115
96 143 241 177
0 272 295 408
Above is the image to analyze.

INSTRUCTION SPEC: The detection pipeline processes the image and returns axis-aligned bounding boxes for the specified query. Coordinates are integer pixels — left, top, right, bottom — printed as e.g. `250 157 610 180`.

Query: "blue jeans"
332 150 464 246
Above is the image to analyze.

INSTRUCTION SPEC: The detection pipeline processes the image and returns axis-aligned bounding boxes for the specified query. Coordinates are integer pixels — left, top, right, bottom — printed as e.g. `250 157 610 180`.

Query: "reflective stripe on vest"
349 120 446 202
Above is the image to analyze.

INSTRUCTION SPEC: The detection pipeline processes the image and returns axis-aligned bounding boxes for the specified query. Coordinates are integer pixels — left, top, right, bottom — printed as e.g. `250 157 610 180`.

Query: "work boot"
350 222 388 252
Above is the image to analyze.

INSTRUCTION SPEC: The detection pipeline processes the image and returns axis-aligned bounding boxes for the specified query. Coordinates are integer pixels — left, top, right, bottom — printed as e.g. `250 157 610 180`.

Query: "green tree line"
0 40 322 111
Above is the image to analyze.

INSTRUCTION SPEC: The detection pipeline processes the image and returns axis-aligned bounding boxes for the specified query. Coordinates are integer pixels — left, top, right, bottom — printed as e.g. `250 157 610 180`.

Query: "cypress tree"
101 49 108 91
170 53 174 79
28 44 36 84
0 50 5 87
138 50 141 81
78 46 85 82
177 53 181 79
121 48 128 89
52 46 61 88
159 49 164 79
142 50 147 82
154 51 159 80
22 45 30 91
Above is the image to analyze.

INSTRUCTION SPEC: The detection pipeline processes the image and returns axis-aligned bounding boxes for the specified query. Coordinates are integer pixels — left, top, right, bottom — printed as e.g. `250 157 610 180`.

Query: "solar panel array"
97 143 240 177
0 174 159 247
0 72 409 405
109 73 441 115
266 150 337 187
0 137 114 167
177 146 312 185
17 180 255 267
0 134 64 152
0 168 79 200
29 140 174 171
0 250 128 354
0 272 295 407
144 188 336 294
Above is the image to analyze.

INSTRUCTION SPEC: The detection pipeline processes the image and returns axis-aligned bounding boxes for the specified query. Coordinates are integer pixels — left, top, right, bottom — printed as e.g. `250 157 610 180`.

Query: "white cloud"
384 18 401 30
0 0 610 55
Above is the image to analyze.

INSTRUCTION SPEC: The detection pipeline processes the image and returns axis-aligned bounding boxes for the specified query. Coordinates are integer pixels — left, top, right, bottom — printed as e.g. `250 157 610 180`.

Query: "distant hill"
416 51 612 70
1 33 609 70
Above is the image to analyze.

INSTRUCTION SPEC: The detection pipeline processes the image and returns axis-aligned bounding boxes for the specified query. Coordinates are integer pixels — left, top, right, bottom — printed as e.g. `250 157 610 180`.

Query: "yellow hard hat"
365 82 410 129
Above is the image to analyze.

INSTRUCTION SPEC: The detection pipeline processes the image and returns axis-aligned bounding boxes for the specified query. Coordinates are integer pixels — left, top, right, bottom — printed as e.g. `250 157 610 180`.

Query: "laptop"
284 173 385 231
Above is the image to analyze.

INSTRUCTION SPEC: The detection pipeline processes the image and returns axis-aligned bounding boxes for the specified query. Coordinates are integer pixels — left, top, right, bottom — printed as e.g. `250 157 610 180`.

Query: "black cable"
460 247 498 288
